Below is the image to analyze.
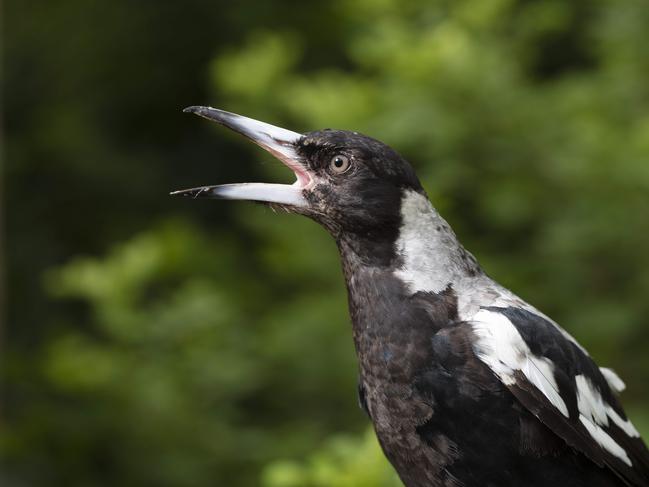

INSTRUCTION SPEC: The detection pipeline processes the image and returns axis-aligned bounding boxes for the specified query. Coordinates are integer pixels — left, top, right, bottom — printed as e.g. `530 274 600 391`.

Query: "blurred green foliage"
262 430 401 487
3 0 649 485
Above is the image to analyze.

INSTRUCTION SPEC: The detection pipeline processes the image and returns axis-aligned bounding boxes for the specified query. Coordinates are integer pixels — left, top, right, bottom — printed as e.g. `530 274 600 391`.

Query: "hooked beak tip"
183 106 203 115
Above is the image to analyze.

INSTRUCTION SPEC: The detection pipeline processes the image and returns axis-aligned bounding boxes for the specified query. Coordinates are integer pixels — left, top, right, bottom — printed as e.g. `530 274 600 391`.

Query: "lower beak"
171 107 312 208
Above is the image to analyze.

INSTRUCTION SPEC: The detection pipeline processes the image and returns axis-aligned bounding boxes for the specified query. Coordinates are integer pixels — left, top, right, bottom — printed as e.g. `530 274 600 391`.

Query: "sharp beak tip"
182 105 233 125
183 105 205 115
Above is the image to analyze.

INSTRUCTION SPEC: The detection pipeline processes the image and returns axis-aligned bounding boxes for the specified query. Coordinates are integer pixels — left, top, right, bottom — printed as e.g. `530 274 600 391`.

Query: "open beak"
171 107 311 208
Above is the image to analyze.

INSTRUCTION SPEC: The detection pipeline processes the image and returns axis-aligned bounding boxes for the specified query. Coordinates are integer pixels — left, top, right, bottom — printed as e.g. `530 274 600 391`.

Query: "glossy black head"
172 107 424 242
295 129 423 237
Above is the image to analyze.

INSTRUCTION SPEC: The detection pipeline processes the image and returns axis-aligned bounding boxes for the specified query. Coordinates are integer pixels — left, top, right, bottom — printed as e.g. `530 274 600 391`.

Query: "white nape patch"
600 367 626 393
576 374 640 446
393 190 470 294
471 309 569 417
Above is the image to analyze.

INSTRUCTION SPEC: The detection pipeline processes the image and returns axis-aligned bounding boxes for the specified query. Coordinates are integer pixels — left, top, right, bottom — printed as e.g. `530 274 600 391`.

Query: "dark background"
3 0 649 485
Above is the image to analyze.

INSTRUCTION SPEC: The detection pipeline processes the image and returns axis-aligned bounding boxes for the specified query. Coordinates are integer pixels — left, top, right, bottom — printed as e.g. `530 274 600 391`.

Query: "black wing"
470 306 649 486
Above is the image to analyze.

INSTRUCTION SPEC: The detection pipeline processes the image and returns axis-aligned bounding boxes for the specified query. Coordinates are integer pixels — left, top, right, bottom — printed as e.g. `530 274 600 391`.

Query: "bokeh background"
3 0 649 485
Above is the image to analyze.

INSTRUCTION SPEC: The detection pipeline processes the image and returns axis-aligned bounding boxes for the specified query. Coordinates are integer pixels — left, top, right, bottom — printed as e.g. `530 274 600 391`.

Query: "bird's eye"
330 154 351 174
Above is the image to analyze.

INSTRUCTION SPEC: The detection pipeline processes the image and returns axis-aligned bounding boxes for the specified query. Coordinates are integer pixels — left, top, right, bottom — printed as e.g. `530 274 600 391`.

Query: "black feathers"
484 307 649 486
183 110 649 486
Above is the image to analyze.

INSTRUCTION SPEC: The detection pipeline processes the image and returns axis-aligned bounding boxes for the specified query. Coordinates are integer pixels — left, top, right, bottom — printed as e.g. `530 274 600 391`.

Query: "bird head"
173 107 425 248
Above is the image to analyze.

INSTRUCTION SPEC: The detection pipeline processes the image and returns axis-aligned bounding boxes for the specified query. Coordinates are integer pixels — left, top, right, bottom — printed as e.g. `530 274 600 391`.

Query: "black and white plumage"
174 107 649 487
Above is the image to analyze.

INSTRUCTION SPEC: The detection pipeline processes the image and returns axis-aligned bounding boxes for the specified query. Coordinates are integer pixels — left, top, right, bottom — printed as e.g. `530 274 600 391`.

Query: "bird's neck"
391 189 482 294
336 189 483 363
337 189 482 294
336 190 479 381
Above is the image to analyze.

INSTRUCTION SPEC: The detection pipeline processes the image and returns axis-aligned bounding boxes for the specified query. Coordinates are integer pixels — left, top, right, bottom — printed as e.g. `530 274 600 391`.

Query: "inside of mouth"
263 147 312 189
289 164 312 188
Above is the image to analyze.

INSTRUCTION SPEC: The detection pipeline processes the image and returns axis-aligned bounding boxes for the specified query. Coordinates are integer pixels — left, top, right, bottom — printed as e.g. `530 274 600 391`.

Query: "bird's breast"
346 270 460 425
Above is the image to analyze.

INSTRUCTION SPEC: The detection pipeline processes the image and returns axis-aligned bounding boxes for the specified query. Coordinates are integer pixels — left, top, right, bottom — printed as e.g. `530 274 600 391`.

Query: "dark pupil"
334 157 344 167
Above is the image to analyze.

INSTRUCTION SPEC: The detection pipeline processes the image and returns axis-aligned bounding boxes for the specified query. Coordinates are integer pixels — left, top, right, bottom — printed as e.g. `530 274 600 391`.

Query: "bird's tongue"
171 107 311 207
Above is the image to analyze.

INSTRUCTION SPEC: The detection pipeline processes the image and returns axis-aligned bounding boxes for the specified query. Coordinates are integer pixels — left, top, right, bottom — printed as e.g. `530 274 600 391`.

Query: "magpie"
173 107 649 487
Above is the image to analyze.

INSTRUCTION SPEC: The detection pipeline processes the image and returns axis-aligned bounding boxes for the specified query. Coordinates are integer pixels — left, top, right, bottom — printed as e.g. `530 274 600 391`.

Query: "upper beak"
171 106 311 207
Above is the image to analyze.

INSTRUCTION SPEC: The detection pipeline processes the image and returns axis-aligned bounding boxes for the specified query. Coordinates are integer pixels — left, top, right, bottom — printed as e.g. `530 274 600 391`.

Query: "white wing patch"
575 374 639 466
471 309 639 468
471 309 569 418
576 375 609 426
579 415 632 466
600 367 627 393
607 406 640 438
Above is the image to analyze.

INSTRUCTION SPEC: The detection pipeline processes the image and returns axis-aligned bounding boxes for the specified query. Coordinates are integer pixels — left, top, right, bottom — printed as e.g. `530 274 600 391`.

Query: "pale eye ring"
330 154 351 174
